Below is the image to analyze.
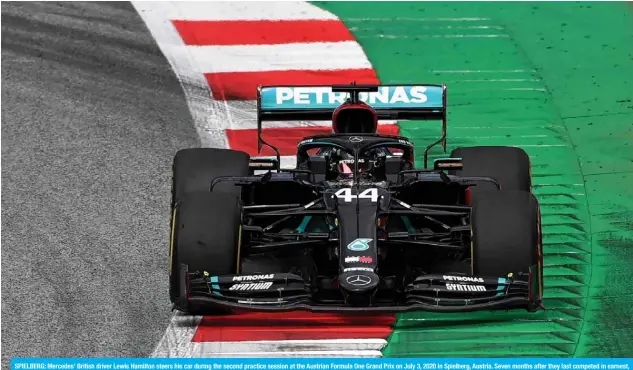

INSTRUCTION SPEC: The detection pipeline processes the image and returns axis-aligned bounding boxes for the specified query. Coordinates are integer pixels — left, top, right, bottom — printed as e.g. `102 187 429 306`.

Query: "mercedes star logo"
349 136 363 143
346 274 372 287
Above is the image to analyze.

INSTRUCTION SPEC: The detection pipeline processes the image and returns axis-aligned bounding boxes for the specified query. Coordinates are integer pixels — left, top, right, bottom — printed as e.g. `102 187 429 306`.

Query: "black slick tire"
450 146 531 192
470 190 542 280
169 191 242 312
171 148 250 207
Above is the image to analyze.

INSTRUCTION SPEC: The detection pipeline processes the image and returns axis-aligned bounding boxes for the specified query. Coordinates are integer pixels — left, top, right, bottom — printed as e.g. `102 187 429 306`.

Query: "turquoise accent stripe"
496 277 507 297
297 216 313 233
210 276 223 296
297 215 333 232
400 216 416 233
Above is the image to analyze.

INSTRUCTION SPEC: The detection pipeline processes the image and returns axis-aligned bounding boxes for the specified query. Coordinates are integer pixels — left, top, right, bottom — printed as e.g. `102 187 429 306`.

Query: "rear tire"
169 191 242 312
470 190 541 281
450 146 531 192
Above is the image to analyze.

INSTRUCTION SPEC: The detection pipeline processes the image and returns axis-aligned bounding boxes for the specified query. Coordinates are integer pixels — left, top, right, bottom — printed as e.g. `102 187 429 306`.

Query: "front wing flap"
175 264 543 313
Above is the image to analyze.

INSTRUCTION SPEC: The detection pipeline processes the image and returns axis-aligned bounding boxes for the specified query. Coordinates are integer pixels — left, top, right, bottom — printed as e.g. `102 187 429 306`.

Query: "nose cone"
339 270 380 293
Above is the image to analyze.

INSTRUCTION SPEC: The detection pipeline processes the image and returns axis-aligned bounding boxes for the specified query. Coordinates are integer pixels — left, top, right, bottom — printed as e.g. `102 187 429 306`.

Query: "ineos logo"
346 275 372 287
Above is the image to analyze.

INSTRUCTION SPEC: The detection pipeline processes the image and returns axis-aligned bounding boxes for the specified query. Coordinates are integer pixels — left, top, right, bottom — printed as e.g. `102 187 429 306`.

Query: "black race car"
169 84 544 314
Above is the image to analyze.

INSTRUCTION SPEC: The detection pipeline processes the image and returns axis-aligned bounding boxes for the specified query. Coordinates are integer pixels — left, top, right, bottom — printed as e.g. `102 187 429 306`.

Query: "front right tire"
470 190 542 284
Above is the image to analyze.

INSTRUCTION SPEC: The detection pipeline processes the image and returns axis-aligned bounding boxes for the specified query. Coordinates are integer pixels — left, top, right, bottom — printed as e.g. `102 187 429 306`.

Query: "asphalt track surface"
1 1 198 363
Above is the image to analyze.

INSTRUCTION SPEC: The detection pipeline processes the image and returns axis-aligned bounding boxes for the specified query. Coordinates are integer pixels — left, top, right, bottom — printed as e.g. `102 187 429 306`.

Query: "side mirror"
434 158 463 171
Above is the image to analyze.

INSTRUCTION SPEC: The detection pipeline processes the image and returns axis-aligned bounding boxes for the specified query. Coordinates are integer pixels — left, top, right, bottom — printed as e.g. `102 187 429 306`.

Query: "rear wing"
255 84 447 167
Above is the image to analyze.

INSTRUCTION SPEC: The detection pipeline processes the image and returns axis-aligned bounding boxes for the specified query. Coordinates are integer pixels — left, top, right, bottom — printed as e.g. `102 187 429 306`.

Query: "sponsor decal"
343 267 374 272
349 136 364 143
346 238 372 251
340 158 379 167
259 85 445 110
443 275 484 283
274 86 428 105
232 274 274 281
229 282 274 291
434 158 464 170
344 256 373 263
437 162 463 168
359 181 388 186
249 162 275 167
340 158 367 164
237 299 284 305
345 275 372 287
446 283 486 292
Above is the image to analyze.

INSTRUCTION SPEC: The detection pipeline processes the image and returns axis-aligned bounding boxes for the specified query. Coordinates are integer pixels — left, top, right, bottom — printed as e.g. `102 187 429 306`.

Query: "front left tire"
170 191 242 311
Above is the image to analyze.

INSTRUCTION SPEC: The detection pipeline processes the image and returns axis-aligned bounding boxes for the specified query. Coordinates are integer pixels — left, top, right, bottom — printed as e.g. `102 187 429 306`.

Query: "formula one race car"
169 84 544 314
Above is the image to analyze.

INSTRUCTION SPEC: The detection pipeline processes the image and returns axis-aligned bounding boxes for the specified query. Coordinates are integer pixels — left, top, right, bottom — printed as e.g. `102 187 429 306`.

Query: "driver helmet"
332 101 377 179
332 101 378 134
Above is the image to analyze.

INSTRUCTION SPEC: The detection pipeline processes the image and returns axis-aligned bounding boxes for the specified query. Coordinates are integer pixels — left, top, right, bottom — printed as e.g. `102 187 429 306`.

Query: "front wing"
175 264 543 313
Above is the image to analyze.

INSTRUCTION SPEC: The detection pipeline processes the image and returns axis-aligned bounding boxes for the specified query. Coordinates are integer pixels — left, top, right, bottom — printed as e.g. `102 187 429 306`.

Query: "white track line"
160 1 338 21
150 313 388 357
187 42 371 73
199 339 388 353
155 338 387 357
150 313 203 358
132 1 230 148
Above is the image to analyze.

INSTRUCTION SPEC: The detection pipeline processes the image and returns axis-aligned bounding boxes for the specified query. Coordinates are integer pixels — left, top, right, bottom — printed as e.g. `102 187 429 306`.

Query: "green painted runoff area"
316 1 633 357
